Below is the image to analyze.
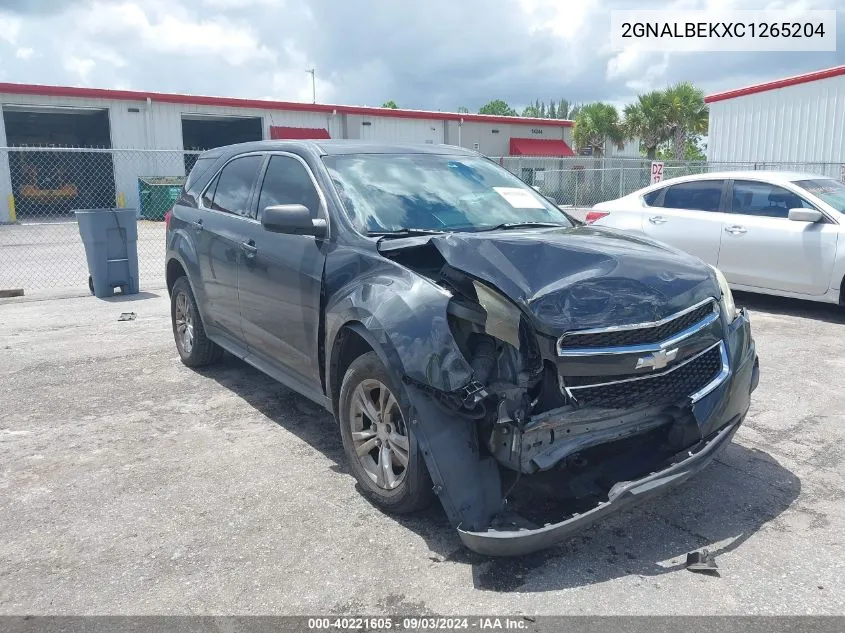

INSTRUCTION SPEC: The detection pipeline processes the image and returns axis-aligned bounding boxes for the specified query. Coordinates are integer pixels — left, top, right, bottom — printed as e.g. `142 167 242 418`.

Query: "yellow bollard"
7 194 15 223
116 192 126 208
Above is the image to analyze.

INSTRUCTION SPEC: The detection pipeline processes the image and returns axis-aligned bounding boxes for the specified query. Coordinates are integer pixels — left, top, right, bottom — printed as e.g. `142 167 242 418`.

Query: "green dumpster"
138 176 185 220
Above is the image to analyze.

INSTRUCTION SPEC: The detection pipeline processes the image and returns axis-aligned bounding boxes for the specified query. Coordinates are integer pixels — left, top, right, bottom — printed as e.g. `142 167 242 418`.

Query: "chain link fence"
0 147 200 295
496 156 843 208
0 147 843 296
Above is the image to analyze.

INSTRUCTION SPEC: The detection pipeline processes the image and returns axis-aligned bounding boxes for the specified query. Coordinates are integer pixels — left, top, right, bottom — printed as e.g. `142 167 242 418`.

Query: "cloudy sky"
0 0 842 112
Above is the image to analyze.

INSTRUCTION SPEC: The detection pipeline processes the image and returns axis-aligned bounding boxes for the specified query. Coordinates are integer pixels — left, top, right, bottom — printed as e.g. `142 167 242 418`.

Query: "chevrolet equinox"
165 141 759 556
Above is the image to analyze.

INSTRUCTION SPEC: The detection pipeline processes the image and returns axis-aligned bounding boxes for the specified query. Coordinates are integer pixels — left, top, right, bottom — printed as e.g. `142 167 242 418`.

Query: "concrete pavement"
0 289 842 615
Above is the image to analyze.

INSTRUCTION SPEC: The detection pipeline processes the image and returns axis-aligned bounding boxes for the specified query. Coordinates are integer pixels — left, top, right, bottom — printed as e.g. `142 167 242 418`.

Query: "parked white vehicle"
589 171 845 305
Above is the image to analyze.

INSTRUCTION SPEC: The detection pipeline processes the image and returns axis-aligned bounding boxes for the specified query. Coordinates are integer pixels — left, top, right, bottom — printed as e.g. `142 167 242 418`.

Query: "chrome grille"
555 297 730 409
558 298 719 355
566 343 727 409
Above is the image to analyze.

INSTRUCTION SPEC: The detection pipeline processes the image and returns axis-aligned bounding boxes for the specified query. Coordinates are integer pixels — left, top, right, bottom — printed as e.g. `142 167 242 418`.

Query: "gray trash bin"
75 208 140 298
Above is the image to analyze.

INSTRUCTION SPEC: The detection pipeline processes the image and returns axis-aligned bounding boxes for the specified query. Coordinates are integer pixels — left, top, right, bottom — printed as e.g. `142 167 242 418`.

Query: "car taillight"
585 210 610 224
164 209 172 229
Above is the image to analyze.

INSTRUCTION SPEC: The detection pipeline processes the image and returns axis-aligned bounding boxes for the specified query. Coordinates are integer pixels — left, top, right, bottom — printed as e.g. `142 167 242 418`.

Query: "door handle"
192 219 203 232
724 225 747 235
240 240 258 258
648 215 667 225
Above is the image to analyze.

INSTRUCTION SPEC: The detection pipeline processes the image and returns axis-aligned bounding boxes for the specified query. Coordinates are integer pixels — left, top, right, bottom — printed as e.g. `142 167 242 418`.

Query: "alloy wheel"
174 291 195 355
348 378 410 490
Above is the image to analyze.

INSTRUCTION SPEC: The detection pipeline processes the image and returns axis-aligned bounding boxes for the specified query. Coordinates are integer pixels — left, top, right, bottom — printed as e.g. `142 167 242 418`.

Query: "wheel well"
329 325 373 415
166 259 187 295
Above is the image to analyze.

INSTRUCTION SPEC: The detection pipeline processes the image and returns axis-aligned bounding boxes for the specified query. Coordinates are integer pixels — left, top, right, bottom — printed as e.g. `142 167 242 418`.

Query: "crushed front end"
379 230 759 556
457 298 757 556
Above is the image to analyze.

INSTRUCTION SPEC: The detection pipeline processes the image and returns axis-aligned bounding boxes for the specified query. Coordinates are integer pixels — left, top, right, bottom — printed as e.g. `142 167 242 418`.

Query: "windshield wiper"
367 228 446 238
475 221 568 232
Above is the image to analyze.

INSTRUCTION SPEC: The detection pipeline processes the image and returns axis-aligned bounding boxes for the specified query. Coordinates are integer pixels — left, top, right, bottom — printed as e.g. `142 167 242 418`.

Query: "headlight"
472 280 522 348
711 265 738 322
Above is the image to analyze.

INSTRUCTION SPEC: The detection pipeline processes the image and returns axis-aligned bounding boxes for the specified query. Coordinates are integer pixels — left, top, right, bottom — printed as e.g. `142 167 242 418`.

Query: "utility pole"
305 68 316 103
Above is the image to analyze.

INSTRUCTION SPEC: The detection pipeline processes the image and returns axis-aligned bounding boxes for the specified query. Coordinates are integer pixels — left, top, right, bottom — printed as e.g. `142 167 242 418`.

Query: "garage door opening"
181 115 263 173
2 107 116 218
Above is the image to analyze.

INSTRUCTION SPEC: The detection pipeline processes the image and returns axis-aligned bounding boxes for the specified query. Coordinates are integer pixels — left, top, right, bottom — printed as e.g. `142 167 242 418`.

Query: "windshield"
322 153 573 234
794 178 845 213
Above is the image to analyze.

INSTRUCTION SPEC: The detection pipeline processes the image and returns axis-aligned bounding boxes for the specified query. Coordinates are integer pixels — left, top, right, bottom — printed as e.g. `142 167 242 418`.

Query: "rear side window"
185 156 217 193
642 188 663 206
201 174 219 209
731 180 814 218
255 155 321 219
661 180 724 212
204 155 263 216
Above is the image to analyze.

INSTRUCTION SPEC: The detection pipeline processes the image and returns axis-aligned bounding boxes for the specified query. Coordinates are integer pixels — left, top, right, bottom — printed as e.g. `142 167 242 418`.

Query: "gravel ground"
0 288 842 615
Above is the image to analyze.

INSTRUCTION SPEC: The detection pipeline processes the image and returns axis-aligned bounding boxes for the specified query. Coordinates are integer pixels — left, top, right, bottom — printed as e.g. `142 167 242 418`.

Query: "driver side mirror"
788 208 823 223
261 204 327 238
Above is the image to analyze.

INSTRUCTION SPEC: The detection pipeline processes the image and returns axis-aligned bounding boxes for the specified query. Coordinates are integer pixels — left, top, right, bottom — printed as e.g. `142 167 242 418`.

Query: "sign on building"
651 161 664 185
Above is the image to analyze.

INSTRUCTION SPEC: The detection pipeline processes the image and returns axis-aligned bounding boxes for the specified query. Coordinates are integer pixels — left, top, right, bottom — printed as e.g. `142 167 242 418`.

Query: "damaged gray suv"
165 141 759 556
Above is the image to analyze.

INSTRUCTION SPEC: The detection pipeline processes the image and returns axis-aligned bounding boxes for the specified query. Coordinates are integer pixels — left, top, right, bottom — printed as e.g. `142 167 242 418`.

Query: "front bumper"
458 415 741 556
458 309 758 557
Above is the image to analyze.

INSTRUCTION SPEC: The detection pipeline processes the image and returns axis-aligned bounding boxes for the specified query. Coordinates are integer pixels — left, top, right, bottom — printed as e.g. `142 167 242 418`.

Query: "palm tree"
558 100 581 120
623 91 670 159
572 102 625 156
665 82 709 160
522 103 541 117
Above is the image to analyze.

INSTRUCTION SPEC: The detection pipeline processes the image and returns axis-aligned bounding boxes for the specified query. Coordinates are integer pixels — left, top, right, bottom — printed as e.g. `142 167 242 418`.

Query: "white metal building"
706 65 845 165
0 82 646 222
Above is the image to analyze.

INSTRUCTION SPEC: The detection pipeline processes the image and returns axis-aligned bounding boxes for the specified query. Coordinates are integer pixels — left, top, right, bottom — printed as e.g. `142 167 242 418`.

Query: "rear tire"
338 351 434 514
170 276 223 367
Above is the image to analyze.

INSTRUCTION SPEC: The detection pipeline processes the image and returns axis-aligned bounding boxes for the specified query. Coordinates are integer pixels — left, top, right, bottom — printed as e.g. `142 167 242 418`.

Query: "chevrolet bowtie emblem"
636 347 679 371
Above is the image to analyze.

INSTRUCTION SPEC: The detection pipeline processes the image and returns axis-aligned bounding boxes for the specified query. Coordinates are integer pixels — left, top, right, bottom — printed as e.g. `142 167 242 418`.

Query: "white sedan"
589 171 845 305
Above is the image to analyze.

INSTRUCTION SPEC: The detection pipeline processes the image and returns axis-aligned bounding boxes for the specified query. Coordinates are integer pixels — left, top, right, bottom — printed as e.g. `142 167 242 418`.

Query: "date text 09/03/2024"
307 617 532 630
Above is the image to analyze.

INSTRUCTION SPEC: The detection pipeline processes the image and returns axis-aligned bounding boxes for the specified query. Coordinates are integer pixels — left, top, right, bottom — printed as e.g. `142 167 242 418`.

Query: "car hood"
378 226 720 336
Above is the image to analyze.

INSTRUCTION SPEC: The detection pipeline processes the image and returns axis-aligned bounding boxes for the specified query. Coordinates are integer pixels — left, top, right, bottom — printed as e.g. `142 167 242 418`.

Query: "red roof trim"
705 65 845 103
269 126 331 140
0 82 573 127
509 137 575 157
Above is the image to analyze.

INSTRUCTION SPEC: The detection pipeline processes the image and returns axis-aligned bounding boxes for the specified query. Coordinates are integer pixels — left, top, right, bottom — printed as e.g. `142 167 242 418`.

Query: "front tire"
170 276 223 367
338 351 434 513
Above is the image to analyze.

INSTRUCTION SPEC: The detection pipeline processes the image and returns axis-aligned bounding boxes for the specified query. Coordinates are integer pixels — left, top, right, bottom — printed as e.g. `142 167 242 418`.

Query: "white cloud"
0 0 841 114
79 1 276 66
85 45 128 68
269 69 336 104
265 42 337 103
202 0 283 6
63 56 96 83
519 0 599 40
0 14 22 45
607 49 671 93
